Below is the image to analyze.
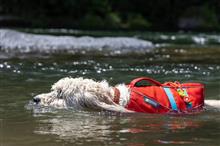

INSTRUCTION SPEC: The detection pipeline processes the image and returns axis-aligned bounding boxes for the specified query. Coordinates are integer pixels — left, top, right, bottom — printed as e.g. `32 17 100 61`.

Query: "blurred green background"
0 0 220 31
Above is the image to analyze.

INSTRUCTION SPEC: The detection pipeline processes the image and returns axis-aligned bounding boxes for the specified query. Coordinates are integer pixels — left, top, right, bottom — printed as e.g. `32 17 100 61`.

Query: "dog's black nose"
33 96 41 104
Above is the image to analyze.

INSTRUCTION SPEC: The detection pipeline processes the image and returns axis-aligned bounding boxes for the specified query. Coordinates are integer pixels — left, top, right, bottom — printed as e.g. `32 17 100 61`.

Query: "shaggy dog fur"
34 77 132 112
33 77 220 112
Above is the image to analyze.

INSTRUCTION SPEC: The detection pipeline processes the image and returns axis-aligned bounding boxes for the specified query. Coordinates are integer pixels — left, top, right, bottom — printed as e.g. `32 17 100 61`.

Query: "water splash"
0 29 153 57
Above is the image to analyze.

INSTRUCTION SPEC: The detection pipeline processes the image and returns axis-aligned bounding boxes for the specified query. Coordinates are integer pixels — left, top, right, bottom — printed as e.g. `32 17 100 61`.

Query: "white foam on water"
0 29 154 56
192 36 207 45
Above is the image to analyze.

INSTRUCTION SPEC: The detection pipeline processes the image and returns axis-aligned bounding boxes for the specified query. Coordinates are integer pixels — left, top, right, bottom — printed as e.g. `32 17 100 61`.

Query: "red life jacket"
125 77 205 114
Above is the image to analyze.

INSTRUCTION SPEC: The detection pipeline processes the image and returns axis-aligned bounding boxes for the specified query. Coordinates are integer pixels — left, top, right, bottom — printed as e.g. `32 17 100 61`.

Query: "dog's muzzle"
33 96 41 104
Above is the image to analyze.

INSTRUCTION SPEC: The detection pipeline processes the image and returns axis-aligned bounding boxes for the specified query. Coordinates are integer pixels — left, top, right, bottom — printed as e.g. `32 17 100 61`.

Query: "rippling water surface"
0 29 220 146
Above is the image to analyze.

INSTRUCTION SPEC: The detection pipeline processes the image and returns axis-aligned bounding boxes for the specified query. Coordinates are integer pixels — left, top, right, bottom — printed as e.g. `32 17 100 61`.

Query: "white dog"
33 77 132 112
33 77 220 113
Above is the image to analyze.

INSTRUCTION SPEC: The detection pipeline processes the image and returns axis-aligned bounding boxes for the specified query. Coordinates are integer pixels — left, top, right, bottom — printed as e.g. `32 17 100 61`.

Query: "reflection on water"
31 110 220 146
35 111 114 143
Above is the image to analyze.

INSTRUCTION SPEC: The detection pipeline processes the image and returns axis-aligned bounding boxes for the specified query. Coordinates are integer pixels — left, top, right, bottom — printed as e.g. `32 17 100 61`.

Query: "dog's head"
33 77 92 108
33 77 116 109
33 90 66 108
33 77 76 108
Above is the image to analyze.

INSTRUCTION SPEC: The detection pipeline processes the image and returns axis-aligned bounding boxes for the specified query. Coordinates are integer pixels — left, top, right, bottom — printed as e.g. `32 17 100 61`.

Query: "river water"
0 29 220 146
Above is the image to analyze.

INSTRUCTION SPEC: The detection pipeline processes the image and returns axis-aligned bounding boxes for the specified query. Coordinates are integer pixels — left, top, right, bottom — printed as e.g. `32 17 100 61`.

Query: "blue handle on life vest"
163 87 178 111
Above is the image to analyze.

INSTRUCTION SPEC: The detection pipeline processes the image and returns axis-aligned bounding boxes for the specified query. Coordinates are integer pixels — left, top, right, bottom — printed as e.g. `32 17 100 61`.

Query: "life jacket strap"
163 87 178 111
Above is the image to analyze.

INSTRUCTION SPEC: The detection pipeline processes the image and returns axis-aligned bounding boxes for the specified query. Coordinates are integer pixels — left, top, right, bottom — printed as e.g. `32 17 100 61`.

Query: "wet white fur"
34 77 219 112
204 100 220 109
35 77 132 112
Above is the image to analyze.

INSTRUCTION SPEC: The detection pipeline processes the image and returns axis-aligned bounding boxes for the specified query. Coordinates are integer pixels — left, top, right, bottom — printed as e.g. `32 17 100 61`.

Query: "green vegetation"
0 0 219 31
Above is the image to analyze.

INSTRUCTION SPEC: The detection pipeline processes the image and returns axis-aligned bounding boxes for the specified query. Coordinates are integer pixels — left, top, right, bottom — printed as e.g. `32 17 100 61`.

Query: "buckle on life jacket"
177 88 188 97
177 88 192 109
164 81 193 110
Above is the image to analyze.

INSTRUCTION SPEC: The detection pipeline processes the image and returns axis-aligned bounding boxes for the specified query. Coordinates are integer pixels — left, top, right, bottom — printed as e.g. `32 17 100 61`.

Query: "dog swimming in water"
33 77 220 114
